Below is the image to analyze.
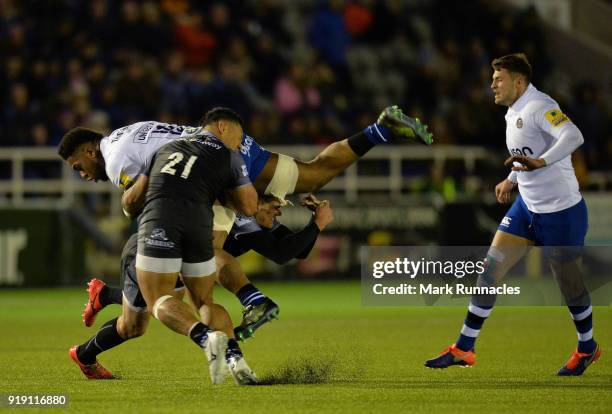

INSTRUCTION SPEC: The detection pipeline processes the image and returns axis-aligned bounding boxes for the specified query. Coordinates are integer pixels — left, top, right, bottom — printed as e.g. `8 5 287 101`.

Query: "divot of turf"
256 357 334 385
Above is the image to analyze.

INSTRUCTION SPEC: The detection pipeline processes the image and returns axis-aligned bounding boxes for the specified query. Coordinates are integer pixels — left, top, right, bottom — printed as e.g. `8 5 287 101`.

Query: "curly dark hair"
58 127 104 160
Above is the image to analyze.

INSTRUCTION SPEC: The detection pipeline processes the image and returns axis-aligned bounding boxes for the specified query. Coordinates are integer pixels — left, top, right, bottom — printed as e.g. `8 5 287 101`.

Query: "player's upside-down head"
58 127 108 182
255 195 284 228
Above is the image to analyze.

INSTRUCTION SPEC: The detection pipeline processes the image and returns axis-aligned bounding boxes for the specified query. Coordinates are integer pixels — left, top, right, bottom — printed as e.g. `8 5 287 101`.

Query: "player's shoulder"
524 90 572 129
107 121 150 141
523 88 560 115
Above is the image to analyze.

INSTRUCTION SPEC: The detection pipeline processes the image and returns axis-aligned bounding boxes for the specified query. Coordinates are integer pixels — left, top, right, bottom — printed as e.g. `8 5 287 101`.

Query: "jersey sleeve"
532 102 572 137
239 221 320 264
229 151 252 188
531 102 584 165
105 148 145 190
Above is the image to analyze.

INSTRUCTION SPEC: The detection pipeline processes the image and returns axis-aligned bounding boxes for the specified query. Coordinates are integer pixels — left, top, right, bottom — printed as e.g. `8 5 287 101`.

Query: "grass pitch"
1 281 610 413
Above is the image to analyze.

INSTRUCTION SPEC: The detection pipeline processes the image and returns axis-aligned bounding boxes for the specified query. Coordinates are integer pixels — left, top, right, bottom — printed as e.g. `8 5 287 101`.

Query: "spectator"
274 62 321 115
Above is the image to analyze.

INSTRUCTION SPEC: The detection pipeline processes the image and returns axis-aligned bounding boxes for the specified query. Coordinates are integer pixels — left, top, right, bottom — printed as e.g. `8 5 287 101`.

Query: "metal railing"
0 145 490 213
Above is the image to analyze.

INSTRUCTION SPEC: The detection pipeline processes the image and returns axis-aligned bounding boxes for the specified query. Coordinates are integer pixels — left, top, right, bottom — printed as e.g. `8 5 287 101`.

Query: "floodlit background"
0 2 611 413
1 0 610 286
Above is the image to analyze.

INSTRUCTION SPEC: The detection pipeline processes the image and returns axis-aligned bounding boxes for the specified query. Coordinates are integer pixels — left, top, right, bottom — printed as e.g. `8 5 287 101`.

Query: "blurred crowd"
1 0 610 172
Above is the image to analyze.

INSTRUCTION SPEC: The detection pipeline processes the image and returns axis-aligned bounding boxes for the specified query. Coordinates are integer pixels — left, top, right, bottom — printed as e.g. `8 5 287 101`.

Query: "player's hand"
495 179 516 204
504 155 547 171
313 200 333 230
301 194 322 212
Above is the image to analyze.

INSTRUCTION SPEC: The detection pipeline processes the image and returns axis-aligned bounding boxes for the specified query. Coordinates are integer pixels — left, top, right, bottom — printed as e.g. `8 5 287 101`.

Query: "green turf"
1 281 610 413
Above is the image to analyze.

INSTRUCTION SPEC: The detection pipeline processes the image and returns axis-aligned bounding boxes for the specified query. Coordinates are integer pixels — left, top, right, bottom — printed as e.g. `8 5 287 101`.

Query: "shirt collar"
509 83 536 113
198 131 229 148
99 136 109 155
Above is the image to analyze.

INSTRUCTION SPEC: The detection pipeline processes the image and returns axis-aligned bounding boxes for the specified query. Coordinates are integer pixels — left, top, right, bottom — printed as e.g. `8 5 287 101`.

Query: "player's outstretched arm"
238 197 332 264
239 221 319 265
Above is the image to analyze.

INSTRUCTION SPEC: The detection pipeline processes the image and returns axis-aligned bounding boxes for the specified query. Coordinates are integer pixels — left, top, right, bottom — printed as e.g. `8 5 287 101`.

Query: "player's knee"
478 247 506 286
124 322 147 339
118 315 148 339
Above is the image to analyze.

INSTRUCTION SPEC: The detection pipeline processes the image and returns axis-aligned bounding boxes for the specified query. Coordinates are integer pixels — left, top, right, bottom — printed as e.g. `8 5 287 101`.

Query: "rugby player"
66 111 258 384
61 105 432 336
425 53 600 376
83 194 333 340
227 194 332 339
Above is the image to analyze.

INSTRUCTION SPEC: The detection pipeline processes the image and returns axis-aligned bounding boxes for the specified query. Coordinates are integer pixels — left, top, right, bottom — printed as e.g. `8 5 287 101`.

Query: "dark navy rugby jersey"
223 215 320 264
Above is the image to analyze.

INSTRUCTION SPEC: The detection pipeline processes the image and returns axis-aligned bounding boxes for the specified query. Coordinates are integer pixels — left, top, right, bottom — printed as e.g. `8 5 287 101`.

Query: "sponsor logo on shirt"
133 122 155 143
544 109 569 127
110 127 128 143
509 147 533 156
240 135 255 156
204 138 222 149
188 136 222 149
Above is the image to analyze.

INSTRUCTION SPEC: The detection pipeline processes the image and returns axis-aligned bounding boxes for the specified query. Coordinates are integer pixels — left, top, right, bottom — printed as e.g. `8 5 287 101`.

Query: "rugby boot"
69 346 114 379
378 105 433 145
557 344 601 376
82 278 107 327
204 331 229 384
234 298 280 341
226 349 258 385
424 344 476 368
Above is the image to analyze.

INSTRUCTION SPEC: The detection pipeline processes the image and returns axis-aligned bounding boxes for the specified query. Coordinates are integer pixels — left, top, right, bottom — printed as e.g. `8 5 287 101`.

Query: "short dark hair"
491 53 532 82
199 107 244 129
58 127 104 160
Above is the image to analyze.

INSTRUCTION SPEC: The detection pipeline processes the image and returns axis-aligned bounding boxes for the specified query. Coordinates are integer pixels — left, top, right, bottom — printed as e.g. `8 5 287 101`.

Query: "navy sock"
77 318 125 365
236 284 266 307
456 254 500 351
569 305 596 353
362 123 392 145
456 303 493 351
188 322 211 349
347 131 375 156
226 338 243 359
99 286 123 306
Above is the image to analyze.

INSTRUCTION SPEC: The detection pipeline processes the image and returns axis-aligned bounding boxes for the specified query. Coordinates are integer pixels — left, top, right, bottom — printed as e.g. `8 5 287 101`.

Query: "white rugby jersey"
504 84 584 213
100 122 203 189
